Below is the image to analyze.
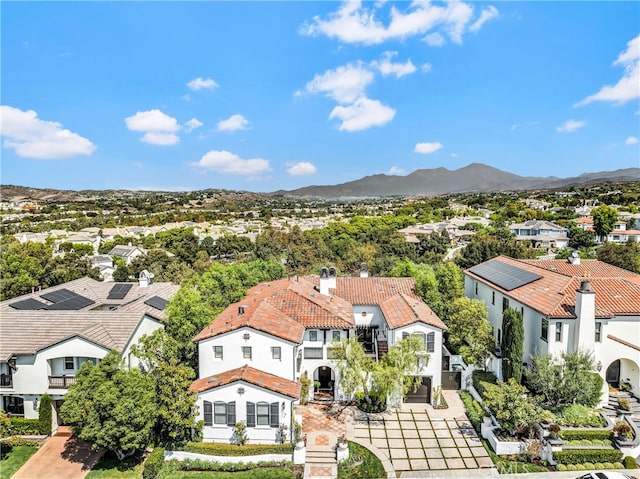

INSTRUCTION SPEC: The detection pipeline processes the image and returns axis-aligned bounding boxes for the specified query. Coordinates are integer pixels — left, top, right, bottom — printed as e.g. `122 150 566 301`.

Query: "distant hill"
271 164 640 198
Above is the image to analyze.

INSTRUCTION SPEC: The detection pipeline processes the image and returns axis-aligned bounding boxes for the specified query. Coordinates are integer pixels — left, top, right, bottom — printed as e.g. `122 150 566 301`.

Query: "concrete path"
12 427 103 479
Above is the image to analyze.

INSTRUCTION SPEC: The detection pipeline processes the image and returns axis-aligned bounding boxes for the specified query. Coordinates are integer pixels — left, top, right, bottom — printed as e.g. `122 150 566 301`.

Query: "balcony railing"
0 373 13 388
48 375 77 389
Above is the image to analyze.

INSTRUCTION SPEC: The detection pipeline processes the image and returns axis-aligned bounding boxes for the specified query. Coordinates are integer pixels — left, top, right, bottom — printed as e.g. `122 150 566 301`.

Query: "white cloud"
424 32 445 47
0 105 96 159
125 109 181 145
184 118 203 133
421 63 432 73
575 35 640 106
415 142 443 154
187 77 219 91
556 119 586 133
372 51 417 78
450 153 459 158
388 166 405 175
140 132 180 146
303 63 374 103
217 114 251 132
469 6 499 33
329 97 396 131
302 1 494 46
192 150 271 176
625 136 639 145
287 161 318 176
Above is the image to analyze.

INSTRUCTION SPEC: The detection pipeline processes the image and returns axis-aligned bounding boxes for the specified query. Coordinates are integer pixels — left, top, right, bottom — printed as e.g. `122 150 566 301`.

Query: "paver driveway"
352 408 493 475
12 427 103 479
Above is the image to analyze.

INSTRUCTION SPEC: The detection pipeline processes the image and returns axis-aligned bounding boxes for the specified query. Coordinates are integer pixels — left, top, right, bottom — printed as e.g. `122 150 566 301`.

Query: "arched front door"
314 366 334 400
606 359 620 388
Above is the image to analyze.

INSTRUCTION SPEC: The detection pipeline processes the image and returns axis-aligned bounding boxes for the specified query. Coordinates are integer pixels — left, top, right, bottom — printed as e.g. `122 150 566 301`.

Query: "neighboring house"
464 255 640 406
508 220 569 249
191 267 447 443
575 217 640 243
0 276 178 430
89 255 115 282
108 244 146 265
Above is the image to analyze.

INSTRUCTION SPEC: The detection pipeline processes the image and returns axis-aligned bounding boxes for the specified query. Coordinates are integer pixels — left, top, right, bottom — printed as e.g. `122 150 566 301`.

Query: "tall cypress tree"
501 308 524 383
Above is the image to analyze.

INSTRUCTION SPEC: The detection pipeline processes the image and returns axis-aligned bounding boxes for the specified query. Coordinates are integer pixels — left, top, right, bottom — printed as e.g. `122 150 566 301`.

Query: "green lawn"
0 445 38 478
338 441 386 479
85 452 144 479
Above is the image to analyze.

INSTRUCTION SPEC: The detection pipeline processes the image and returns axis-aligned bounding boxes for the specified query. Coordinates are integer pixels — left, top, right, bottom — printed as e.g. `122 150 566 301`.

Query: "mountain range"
272 163 640 198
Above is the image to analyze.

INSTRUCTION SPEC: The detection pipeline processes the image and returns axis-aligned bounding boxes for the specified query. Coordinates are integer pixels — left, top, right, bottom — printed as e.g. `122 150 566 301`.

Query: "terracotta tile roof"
190 365 301 398
308 276 420 304
192 278 350 343
576 217 593 224
380 293 447 330
465 256 640 319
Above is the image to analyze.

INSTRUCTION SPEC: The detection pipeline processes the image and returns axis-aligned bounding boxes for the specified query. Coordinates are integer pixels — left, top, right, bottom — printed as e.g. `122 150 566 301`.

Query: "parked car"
577 473 637 479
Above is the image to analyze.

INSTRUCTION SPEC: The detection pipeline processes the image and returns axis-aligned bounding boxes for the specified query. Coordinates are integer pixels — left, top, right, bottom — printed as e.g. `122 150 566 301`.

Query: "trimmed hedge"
174 458 292 472
8 418 42 435
558 429 613 441
553 449 622 465
624 455 639 469
181 442 293 456
459 391 485 433
143 447 165 479
0 436 42 447
472 370 497 398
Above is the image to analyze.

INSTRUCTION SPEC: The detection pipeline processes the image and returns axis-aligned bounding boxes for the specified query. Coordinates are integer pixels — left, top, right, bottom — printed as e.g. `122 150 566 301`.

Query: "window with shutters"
214 401 227 425
257 402 270 426
426 332 435 353
203 400 213 426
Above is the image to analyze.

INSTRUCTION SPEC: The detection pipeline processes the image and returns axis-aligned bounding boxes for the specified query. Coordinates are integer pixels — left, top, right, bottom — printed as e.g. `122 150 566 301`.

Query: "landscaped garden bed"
337 441 385 479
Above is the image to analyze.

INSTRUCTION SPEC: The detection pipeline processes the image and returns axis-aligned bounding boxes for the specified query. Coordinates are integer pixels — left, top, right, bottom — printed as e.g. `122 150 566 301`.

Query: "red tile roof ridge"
190 364 301 398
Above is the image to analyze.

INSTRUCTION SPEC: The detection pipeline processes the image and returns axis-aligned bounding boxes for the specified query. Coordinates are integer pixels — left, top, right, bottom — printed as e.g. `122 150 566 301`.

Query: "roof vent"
238 306 245 314
579 280 593 292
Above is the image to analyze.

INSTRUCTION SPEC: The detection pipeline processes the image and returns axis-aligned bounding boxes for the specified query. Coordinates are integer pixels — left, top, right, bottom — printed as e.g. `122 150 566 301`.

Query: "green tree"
591 205 618 241
597 239 640 273
483 379 542 435
446 297 494 367
501 308 524 383
455 228 535 269
567 223 595 249
330 338 377 404
374 334 427 404
38 393 52 435
61 351 156 460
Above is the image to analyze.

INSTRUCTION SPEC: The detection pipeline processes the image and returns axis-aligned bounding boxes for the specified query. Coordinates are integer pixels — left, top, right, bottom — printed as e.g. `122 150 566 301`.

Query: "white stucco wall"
391 323 444 392
123 315 164 368
197 381 295 444
198 328 297 380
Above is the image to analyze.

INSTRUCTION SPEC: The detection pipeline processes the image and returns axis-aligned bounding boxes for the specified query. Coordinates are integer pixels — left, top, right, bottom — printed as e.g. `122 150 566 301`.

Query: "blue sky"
1 1 639 193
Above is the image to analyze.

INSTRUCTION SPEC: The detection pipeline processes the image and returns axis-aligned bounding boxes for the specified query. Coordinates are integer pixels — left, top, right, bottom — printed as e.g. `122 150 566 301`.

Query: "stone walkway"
12 427 103 479
300 390 497 478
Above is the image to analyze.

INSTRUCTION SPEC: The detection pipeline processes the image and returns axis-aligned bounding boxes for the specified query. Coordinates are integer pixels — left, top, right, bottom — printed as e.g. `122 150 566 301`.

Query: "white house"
464 255 640 405
0 276 179 430
192 267 447 444
108 244 146 264
508 220 569 249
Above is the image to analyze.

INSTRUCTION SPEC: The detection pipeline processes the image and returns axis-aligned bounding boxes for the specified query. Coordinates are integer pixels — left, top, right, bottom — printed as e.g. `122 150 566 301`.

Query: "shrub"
354 391 386 413
555 404 606 427
232 421 248 445
181 442 293 456
583 462 594 469
617 397 632 411
603 462 614 469
472 370 497 397
594 462 604 469
559 429 612 441
38 394 52 436
556 464 567 471
175 459 292 472
0 436 41 447
575 464 585 470
613 462 624 469
553 449 623 465
613 421 632 439
7 418 41 435
567 464 577 471
459 391 485 433
143 447 165 479
624 455 639 469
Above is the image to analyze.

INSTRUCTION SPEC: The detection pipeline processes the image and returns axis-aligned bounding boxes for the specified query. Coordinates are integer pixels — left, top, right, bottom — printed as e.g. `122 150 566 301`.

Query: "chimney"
574 279 595 352
138 269 154 288
360 263 369 278
319 267 330 295
328 267 337 289
568 251 580 265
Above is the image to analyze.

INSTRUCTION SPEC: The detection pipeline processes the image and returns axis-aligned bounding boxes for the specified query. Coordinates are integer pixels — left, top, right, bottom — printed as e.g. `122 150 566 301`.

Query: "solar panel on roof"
144 296 168 311
40 288 76 303
45 294 95 310
9 298 48 310
469 259 542 291
107 283 133 300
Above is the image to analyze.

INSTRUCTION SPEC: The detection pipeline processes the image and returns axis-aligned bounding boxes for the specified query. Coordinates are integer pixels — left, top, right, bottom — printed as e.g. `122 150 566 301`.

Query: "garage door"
405 376 431 403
